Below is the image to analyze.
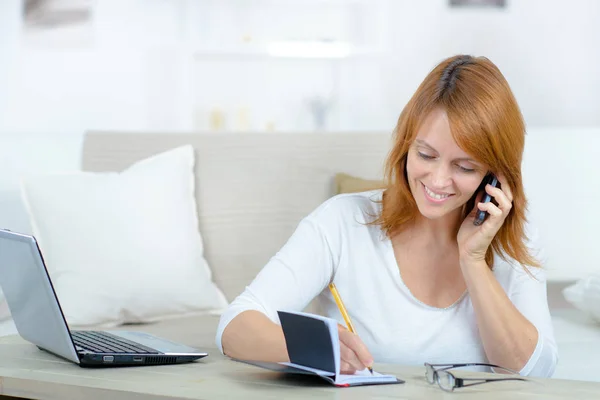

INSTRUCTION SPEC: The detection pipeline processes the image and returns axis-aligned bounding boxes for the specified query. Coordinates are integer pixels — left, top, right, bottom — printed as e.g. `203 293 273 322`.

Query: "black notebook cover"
278 310 336 373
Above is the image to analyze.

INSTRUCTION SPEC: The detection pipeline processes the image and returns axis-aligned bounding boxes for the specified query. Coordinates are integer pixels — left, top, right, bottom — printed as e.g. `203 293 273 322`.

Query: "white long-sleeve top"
215 190 558 377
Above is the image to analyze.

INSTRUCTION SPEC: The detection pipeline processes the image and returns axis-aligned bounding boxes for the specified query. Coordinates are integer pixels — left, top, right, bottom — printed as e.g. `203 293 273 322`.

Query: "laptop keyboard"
71 331 160 354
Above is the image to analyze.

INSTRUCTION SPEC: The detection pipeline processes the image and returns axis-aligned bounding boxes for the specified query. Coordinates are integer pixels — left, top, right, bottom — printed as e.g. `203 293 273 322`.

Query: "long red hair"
375 55 539 269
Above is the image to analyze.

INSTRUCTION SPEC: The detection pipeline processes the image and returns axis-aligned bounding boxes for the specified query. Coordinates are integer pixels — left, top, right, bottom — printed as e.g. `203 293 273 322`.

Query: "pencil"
328 282 374 374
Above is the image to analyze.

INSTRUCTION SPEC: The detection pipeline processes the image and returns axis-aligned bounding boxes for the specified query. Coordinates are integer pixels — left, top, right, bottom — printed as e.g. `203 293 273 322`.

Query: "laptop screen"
0 230 80 363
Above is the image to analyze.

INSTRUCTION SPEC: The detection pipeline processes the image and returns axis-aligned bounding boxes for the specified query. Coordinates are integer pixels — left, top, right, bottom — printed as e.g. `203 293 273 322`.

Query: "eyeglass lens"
436 370 455 391
426 365 435 383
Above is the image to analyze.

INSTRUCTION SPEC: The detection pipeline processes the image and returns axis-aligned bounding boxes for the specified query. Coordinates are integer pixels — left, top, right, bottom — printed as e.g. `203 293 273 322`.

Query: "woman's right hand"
337 324 374 374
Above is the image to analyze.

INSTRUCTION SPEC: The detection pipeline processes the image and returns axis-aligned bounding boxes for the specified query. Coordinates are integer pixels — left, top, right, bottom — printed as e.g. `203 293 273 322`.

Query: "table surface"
1 335 600 400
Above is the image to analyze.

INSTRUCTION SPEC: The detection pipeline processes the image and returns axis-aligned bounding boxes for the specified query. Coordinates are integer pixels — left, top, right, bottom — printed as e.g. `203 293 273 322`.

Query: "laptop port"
133 356 143 362
102 356 114 363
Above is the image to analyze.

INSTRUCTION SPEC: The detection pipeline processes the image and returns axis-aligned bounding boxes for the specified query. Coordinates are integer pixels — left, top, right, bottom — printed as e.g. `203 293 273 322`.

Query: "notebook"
239 310 403 387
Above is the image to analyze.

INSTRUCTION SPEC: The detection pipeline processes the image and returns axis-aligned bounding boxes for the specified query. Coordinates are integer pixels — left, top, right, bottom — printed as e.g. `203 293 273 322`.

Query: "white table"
1 335 600 400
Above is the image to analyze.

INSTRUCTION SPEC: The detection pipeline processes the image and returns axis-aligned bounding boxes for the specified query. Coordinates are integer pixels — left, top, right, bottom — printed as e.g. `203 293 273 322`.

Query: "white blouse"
215 190 558 377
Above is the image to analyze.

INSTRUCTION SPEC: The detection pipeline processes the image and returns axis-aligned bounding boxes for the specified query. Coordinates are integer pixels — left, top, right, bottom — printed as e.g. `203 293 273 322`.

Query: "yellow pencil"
328 282 374 374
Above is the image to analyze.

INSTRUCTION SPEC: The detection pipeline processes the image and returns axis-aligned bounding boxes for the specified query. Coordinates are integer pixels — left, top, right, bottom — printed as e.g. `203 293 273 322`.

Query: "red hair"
374 55 539 269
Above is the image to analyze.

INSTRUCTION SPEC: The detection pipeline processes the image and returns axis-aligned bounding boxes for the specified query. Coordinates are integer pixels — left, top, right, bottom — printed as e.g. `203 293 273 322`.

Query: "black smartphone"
473 173 499 226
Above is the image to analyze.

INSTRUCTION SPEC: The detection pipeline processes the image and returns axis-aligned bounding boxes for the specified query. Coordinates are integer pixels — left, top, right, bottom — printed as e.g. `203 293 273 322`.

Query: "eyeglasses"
425 362 527 392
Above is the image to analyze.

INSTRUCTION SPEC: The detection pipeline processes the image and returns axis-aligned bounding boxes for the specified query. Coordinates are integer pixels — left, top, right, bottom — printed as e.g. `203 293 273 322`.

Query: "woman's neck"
407 209 463 248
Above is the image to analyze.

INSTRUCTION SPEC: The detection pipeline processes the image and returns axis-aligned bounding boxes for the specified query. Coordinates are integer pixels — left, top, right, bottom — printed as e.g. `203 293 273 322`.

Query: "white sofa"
1 130 599 382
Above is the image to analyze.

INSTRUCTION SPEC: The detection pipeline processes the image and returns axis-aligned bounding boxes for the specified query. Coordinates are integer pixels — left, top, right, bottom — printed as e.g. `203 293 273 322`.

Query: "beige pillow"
334 173 385 195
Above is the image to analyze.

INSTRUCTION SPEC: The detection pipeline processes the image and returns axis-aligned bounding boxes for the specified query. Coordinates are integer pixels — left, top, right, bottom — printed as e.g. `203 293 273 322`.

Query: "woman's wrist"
459 256 489 274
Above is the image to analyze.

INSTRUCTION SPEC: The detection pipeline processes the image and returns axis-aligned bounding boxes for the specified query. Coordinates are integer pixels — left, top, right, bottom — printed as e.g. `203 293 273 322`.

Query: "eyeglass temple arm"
428 363 519 374
455 377 527 389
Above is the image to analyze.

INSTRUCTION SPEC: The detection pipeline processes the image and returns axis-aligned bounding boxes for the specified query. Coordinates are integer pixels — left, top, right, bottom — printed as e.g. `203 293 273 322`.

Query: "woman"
216 55 558 378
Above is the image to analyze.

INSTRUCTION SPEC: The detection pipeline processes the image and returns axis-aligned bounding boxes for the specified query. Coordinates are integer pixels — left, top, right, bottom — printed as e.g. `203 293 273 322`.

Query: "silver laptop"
0 229 208 367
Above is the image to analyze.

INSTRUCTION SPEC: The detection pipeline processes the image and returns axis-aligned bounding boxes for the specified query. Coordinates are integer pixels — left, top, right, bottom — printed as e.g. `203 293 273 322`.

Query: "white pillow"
563 274 600 321
0 288 11 321
20 145 228 328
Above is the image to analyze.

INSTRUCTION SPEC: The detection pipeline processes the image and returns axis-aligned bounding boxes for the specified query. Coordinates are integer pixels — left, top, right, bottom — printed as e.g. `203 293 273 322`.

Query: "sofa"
1 130 599 382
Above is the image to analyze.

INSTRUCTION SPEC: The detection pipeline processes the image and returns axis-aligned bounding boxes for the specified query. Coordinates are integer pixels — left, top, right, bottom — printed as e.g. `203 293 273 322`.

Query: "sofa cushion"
563 275 600 322
107 314 222 351
81 132 392 302
335 173 385 195
20 145 228 328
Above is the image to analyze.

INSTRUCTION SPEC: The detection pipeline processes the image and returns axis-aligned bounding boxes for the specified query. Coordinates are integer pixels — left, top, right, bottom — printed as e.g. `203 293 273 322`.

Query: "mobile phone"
473 173 499 226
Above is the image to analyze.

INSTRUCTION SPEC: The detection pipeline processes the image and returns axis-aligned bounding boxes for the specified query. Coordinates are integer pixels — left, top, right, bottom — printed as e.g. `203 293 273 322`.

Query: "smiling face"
406 107 488 221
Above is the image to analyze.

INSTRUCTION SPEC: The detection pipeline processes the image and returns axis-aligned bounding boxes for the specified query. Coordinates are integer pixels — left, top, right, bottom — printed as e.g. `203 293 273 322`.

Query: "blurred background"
0 0 598 279
2 0 599 134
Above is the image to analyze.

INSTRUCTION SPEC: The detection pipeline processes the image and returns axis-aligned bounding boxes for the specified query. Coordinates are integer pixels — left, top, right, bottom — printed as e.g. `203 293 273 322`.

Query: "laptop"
0 229 208 367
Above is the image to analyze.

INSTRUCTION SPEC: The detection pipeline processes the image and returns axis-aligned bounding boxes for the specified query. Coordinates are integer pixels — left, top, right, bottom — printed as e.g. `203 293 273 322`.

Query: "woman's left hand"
457 173 513 263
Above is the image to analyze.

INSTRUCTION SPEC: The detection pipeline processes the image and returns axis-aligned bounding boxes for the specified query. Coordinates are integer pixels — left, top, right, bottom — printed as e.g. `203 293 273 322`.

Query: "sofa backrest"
81 131 393 302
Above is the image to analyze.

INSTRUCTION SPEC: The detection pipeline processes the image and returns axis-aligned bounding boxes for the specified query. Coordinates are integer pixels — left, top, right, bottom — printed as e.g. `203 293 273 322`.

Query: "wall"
382 0 600 128
2 0 599 135
521 128 599 281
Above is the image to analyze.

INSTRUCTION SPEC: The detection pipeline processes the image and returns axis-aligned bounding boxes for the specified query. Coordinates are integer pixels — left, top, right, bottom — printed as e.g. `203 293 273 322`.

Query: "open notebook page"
281 362 398 386
334 368 400 386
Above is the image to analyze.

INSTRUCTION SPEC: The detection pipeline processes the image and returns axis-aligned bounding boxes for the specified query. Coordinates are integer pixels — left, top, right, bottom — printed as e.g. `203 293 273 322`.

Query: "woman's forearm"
221 310 290 362
460 259 538 372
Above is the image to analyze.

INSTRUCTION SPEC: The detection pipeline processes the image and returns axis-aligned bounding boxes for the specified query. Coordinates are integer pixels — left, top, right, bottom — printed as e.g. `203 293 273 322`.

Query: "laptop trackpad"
107 331 204 354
